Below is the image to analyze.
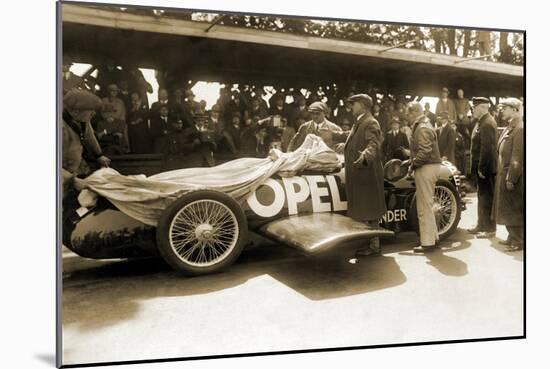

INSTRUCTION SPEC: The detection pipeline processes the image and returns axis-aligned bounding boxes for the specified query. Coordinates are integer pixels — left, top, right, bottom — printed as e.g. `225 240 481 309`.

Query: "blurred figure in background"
126 92 152 154
95 103 129 155
101 84 126 122
436 87 457 122
437 111 457 165
383 117 410 162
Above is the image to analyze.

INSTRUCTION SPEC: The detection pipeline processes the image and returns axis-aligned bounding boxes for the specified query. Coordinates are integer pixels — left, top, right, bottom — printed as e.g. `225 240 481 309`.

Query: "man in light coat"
287 101 342 151
406 102 442 252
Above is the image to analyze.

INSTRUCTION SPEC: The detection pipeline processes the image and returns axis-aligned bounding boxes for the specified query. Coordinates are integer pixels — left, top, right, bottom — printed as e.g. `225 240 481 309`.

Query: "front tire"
156 190 247 276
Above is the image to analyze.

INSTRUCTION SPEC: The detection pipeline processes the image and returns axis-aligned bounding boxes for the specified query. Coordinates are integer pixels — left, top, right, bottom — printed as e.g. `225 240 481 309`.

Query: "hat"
107 84 119 92
102 103 117 113
63 90 103 111
472 97 491 106
437 111 450 119
347 94 373 108
441 87 449 94
391 116 401 124
499 97 522 111
273 93 284 101
307 101 329 114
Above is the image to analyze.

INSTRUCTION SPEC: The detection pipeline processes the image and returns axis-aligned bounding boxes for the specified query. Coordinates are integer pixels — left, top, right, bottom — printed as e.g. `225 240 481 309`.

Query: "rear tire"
408 179 461 241
156 190 247 276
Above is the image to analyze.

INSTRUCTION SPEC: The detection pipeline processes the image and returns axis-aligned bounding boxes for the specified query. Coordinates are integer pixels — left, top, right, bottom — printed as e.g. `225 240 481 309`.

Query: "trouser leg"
478 174 496 232
506 225 524 247
415 164 439 246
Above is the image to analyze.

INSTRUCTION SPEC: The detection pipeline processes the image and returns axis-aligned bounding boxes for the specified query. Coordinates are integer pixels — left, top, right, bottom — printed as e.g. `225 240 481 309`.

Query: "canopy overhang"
62 3 524 97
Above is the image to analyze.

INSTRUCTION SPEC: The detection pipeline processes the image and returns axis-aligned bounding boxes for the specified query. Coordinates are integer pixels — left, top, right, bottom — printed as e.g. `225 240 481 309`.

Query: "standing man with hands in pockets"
404 102 442 253
468 97 498 239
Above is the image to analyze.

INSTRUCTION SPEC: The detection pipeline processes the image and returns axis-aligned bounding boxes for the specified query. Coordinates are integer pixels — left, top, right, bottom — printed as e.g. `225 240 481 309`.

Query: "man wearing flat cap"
62 90 111 244
405 102 442 252
287 101 342 152
469 96 498 238
343 94 386 256
493 98 524 251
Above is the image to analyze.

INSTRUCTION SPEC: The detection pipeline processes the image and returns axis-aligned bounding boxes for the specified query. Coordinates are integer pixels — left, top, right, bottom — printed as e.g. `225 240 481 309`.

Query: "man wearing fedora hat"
468 96 498 238
343 94 386 256
493 98 524 251
287 101 342 152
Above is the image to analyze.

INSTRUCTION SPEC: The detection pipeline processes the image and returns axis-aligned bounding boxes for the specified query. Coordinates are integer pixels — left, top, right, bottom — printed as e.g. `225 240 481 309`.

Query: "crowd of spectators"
63 57 516 176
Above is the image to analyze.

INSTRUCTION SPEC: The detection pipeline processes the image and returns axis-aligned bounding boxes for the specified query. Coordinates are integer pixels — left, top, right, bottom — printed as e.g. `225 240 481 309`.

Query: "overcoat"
343 113 387 222
492 118 524 226
470 112 498 176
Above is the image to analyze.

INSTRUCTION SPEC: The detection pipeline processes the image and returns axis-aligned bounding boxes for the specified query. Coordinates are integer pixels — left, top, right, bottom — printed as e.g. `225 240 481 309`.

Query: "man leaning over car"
62 89 111 245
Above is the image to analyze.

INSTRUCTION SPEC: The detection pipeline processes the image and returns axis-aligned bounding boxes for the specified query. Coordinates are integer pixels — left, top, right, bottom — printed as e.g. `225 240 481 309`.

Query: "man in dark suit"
468 97 498 238
343 94 386 256
150 104 175 153
150 88 170 118
437 111 457 165
126 92 152 154
383 117 410 162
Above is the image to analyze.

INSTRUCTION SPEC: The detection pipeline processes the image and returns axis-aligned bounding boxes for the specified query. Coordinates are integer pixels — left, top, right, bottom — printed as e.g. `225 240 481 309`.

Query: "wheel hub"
195 224 214 241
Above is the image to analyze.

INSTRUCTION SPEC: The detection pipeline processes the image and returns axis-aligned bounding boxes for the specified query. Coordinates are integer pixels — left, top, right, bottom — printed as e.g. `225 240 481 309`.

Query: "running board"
258 213 394 254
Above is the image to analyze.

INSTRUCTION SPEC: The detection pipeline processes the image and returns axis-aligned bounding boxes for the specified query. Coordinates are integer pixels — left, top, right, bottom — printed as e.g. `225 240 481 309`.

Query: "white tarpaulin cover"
79 134 341 226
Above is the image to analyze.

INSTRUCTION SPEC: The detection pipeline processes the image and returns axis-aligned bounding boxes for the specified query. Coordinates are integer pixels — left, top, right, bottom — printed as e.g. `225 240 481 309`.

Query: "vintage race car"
66 158 465 276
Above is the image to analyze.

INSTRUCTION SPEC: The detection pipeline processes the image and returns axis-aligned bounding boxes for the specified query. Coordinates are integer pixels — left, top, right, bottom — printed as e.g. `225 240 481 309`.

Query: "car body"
66 159 464 275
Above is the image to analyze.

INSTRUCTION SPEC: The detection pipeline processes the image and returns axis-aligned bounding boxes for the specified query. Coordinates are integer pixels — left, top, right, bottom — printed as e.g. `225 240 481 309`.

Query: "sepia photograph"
58 1 525 367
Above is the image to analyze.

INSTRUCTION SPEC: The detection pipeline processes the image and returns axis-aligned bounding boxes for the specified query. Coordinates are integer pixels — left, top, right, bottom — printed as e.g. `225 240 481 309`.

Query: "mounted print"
57 1 525 367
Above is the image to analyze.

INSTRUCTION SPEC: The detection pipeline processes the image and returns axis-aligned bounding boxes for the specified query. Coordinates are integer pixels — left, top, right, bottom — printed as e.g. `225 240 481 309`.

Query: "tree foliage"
192 13 523 65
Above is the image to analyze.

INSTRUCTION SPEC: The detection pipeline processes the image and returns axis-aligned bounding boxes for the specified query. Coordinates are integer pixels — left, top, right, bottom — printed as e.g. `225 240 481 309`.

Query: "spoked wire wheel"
157 191 247 275
169 200 238 267
433 183 459 237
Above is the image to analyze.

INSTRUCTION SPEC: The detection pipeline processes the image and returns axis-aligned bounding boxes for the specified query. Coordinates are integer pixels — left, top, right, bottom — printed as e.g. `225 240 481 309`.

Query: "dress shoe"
355 248 381 257
467 227 481 234
504 244 523 252
476 231 496 239
413 245 437 253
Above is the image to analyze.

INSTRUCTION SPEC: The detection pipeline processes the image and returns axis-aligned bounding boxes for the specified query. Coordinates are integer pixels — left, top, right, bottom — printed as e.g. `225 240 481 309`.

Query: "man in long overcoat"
493 98 524 251
469 97 498 238
343 94 386 256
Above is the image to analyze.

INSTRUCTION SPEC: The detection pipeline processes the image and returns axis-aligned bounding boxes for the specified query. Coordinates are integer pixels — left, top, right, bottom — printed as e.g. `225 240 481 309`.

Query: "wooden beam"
62 4 523 78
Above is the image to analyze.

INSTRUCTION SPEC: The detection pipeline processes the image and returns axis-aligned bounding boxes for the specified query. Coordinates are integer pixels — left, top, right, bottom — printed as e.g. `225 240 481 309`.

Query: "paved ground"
61 195 524 366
